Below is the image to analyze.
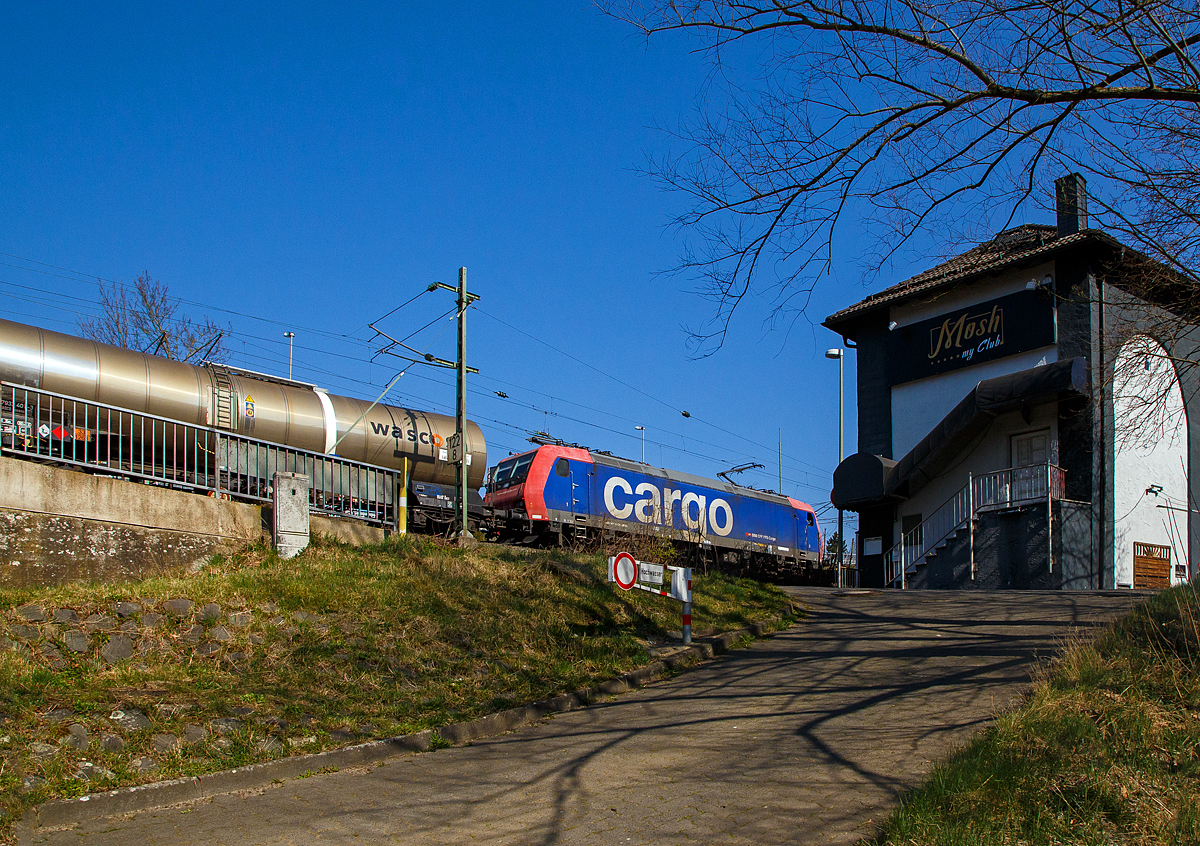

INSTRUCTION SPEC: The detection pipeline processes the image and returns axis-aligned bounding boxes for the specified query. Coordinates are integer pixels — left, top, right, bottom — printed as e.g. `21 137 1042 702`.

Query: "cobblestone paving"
18 588 1144 846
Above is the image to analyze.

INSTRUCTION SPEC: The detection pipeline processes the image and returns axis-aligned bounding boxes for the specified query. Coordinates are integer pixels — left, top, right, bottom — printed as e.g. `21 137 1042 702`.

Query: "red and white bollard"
677 567 693 645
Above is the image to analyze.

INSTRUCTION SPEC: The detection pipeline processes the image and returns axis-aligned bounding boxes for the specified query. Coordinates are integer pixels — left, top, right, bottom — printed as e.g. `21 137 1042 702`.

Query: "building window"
1012 430 1050 466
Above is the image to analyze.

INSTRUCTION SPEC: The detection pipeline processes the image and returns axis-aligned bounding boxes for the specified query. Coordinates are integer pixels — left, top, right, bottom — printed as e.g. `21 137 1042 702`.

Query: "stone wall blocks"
15 604 45 622
29 742 56 759
161 598 194 618
113 602 141 618
108 708 151 733
100 635 134 664
37 643 65 668
75 762 114 782
10 624 39 641
151 734 178 754
60 725 89 751
61 630 90 653
45 708 73 724
211 718 243 736
0 456 386 588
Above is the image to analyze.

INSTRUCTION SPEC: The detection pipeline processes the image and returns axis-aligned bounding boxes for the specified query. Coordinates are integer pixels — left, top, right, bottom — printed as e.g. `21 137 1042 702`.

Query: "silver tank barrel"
0 317 209 425
0 317 487 489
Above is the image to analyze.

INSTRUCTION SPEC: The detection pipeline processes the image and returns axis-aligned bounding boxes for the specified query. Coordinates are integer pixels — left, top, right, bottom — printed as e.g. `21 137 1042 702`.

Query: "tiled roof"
824 224 1119 330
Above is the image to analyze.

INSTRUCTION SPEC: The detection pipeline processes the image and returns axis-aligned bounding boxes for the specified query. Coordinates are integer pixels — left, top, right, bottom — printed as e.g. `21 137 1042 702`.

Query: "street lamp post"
825 348 845 587
284 332 295 379
634 425 645 463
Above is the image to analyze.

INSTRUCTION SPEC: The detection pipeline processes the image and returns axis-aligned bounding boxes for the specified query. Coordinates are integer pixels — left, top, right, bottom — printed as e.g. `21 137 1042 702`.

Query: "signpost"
607 552 693 644
611 551 638 590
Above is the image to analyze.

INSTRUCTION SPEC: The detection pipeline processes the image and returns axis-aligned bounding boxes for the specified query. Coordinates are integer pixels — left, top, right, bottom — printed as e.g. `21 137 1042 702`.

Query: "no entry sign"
610 551 638 590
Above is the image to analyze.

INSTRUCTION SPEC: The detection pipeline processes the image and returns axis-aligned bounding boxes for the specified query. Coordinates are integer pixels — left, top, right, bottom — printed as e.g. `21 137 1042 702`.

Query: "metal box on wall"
273 471 310 559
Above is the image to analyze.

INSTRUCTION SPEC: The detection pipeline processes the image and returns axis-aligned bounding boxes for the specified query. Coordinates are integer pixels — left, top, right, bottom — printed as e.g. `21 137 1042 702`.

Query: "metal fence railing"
0 382 398 526
884 464 1067 588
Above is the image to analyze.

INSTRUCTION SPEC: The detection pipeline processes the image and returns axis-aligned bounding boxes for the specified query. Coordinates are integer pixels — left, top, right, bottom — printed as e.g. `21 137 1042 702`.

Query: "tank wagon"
0 317 486 530
484 444 825 581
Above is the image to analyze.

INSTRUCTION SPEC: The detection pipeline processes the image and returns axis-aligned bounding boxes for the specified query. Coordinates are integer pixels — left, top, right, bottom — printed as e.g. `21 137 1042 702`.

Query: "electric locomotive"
484 443 824 579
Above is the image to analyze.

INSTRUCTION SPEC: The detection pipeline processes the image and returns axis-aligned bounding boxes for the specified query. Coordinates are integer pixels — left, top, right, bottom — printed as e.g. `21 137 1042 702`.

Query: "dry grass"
0 534 792 840
866 582 1200 846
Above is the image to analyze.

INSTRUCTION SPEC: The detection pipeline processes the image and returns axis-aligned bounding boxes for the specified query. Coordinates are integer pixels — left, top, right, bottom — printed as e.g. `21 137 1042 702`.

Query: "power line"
475 306 833 476
0 253 838 492
0 253 365 344
0 279 826 491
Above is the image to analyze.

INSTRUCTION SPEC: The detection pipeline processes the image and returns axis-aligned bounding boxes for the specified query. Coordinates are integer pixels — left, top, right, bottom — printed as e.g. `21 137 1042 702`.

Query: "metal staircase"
884 463 1065 588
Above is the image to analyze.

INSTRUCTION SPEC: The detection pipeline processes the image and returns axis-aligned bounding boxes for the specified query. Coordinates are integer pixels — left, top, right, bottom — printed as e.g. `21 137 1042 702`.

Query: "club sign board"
887 288 1055 385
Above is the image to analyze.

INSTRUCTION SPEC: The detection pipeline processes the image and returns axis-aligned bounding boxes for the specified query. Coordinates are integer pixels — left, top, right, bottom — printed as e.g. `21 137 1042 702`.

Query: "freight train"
0 316 486 530
0 317 825 580
483 443 825 580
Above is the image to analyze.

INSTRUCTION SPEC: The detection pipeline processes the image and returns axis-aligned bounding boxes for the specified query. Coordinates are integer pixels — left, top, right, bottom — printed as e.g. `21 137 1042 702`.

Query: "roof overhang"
823 229 1124 340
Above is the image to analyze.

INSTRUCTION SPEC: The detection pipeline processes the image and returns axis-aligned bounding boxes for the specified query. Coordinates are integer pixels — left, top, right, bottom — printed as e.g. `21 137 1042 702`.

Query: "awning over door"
832 357 1088 509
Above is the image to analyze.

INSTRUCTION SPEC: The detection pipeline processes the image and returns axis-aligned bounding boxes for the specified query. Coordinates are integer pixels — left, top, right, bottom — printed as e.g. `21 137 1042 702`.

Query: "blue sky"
0 3 890 527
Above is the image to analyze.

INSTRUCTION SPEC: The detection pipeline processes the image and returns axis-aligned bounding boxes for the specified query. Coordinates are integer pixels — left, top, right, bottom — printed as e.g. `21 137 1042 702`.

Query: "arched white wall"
1112 336 1189 586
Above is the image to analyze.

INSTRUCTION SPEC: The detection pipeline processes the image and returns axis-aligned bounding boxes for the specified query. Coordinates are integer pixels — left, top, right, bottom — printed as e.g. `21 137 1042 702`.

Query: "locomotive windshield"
491 452 534 491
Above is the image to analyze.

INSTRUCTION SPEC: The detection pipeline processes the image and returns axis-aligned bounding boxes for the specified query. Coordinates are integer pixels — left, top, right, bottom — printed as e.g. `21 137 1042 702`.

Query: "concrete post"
272 472 310 559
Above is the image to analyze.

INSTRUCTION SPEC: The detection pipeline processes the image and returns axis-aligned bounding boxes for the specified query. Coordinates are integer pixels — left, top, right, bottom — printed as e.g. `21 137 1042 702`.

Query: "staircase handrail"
883 463 1067 588
883 478 972 588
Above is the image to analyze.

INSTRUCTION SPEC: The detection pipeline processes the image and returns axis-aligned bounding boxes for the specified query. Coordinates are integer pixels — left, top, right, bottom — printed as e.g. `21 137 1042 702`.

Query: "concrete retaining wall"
0 455 386 588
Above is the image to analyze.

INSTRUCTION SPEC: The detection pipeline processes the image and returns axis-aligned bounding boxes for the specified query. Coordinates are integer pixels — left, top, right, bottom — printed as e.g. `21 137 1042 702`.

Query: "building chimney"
1055 173 1088 236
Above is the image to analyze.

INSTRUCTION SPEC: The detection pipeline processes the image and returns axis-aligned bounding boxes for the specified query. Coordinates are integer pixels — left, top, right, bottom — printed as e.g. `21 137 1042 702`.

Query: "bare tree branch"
78 273 228 363
601 0 1200 353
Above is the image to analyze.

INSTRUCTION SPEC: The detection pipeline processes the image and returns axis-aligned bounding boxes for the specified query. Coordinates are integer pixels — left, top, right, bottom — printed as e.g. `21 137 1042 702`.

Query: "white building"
827 175 1196 590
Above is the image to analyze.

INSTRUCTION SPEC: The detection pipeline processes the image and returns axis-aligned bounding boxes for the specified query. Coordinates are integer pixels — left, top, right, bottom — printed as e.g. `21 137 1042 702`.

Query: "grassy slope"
869 583 1200 846
0 535 792 838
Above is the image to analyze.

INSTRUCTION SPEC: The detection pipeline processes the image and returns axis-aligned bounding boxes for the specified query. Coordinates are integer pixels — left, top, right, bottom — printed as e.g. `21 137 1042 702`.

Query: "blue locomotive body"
485 444 823 576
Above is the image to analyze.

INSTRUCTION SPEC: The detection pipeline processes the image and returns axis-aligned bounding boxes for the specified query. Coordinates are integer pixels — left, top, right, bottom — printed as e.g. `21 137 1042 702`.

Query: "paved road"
18 588 1144 845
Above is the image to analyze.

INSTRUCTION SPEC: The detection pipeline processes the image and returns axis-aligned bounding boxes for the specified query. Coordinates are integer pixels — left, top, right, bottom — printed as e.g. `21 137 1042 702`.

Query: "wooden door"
1133 542 1172 589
